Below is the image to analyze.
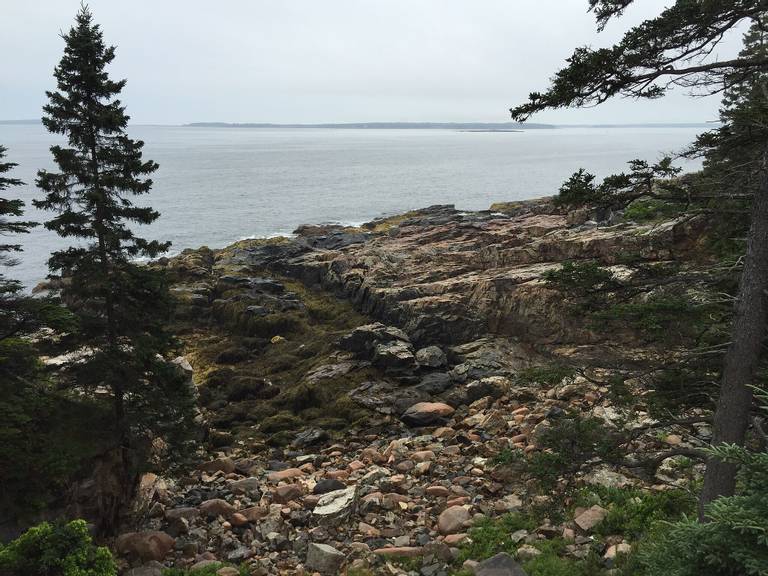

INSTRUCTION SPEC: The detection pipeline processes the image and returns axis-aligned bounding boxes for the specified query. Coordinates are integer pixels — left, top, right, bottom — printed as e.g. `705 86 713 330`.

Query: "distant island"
1 119 717 129
184 121 555 130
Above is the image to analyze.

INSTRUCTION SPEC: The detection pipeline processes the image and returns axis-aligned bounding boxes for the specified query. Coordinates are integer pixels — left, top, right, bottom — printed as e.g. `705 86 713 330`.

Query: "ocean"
0 124 706 288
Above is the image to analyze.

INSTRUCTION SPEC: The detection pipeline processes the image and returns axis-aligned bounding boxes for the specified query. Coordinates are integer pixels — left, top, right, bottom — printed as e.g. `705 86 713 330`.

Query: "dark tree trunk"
699 155 768 520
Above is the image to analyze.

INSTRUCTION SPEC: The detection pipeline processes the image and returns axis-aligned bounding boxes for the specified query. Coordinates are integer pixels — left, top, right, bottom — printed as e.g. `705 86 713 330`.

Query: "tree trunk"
699 155 768 520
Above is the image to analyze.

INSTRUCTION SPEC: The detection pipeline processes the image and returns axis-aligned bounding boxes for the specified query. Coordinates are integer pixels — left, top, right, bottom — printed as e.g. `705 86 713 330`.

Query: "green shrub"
457 513 535 563
0 382 114 518
516 364 577 387
592 292 712 342
575 486 696 540
0 519 116 576
554 169 600 207
623 198 682 222
635 387 768 576
543 261 616 296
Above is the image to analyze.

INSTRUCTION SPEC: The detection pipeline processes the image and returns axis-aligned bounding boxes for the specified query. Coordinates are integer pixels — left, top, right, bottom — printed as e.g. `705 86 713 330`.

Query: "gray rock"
475 552 528 576
229 477 261 497
339 322 410 358
306 542 345 574
313 485 357 525
373 340 416 371
416 345 447 368
293 427 329 448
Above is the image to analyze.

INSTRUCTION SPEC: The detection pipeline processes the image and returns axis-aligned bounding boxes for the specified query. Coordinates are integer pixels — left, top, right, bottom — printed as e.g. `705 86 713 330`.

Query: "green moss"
260 412 302 433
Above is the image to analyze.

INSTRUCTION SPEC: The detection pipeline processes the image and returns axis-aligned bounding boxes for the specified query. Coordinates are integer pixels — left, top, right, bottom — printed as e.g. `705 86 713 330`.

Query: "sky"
0 0 748 125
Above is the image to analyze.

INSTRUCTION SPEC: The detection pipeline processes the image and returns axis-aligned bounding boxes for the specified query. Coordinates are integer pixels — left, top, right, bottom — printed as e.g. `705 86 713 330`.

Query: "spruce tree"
511 0 768 518
34 6 194 522
0 145 38 370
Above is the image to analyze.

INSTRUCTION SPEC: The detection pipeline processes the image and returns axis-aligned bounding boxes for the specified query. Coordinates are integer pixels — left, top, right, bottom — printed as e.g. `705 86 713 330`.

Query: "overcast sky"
1 0 747 125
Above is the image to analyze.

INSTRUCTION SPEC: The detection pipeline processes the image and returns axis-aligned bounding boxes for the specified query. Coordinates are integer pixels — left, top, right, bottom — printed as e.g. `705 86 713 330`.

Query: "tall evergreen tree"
34 6 194 529
0 145 40 373
511 0 768 518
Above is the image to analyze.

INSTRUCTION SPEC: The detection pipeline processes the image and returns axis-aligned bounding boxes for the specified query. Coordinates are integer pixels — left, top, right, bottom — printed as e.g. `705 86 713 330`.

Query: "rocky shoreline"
118 198 718 575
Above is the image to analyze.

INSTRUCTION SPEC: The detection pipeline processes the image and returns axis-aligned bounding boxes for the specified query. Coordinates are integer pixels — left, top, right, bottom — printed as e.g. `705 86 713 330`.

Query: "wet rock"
305 542 345 574
402 401 455 426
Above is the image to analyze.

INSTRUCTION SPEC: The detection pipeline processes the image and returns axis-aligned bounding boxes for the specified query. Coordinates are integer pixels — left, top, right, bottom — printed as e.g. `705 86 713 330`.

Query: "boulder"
274 483 304 503
416 345 447 368
199 498 236 519
313 485 357 525
373 340 416 371
199 457 235 474
267 467 304 482
305 542 345 574
401 401 455 426
574 505 608 532
438 505 471 535
339 323 410 358
229 477 261 497
116 531 175 562
313 478 346 495
475 552 528 576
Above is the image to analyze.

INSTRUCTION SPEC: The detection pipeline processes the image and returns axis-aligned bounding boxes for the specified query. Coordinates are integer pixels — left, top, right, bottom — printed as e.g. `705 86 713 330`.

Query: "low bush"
575 486 696 540
0 519 116 576
528 413 620 489
633 388 768 576
623 198 682 222
543 261 616 297
516 364 577 387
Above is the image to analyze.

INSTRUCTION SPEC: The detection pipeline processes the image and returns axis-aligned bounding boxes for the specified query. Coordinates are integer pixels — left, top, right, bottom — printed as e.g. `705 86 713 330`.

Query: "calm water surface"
0 124 706 287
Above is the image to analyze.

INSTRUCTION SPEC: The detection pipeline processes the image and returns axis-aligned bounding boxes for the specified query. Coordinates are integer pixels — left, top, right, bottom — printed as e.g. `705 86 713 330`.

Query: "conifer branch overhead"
512 0 768 121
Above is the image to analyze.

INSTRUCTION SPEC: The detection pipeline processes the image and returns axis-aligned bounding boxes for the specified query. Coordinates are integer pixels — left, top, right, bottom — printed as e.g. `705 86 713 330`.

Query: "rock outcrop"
123 198 718 574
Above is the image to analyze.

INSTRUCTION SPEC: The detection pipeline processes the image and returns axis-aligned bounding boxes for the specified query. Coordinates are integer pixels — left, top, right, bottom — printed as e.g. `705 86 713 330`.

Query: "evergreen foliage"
636 387 768 576
0 519 117 576
32 6 196 528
